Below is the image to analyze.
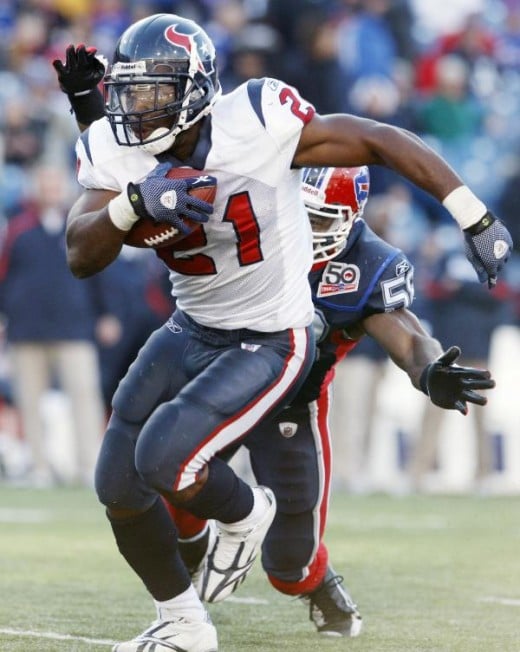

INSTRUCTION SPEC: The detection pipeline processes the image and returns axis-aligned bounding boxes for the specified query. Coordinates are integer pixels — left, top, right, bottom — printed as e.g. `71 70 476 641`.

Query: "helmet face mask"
301 166 370 262
105 14 220 153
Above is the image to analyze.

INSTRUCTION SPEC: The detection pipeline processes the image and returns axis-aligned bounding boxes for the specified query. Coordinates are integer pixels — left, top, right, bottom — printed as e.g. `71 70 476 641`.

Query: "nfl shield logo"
278 422 298 438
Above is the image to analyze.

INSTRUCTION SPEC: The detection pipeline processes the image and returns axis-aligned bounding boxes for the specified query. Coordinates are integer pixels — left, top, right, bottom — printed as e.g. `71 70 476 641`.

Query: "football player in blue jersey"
52 16 505 652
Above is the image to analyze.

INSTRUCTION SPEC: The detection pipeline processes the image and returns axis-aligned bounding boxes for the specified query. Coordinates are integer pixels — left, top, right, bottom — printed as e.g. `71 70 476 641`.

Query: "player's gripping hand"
463 212 513 288
127 163 215 234
421 346 495 415
52 44 106 97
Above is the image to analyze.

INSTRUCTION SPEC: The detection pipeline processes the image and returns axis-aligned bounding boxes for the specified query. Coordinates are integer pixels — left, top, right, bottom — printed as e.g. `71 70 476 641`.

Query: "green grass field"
0 487 518 651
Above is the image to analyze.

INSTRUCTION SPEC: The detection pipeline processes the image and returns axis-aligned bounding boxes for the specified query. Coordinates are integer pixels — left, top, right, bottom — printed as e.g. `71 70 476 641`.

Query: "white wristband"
73 89 93 97
442 185 487 230
108 192 140 232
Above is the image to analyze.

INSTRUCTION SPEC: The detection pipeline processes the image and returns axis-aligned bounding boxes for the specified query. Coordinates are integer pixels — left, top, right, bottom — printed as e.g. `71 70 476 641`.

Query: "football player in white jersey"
53 14 510 652
163 167 495 638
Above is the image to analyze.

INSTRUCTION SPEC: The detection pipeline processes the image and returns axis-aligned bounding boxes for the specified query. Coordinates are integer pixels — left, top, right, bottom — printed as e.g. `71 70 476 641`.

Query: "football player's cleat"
112 616 218 652
179 520 217 590
300 566 363 637
197 486 276 603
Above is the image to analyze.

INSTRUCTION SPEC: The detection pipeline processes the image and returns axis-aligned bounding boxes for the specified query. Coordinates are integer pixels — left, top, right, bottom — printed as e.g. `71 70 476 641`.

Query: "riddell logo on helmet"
301 184 320 197
112 61 147 78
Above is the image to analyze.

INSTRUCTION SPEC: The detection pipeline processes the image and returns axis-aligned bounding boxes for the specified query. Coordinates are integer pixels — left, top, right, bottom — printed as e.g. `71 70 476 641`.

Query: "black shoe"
300 566 363 637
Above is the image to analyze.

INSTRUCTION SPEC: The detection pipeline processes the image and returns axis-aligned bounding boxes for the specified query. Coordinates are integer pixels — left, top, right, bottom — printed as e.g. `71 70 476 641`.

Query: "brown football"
124 167 217 249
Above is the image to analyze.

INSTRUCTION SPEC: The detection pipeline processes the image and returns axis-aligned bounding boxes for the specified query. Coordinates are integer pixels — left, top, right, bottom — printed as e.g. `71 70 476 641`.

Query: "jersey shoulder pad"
313 221 414 315
348 222 415 312
76 118 157 191
211 79 314 177
246 78 315 142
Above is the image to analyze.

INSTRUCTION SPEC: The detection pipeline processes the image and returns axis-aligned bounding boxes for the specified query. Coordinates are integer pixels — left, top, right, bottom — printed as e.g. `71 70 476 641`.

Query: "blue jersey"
248 219 416 582
297 219 415 403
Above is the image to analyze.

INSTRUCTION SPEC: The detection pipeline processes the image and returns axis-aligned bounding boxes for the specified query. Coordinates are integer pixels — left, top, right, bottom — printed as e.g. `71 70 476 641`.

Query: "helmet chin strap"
138 127 178 155
136 93 220 155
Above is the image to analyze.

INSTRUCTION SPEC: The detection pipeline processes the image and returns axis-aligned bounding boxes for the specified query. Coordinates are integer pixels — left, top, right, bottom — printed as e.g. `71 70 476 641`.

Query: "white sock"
154 585 209 623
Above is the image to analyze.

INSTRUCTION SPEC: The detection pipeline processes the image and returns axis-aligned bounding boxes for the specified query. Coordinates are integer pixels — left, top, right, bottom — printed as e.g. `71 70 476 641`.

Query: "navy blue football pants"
169 392 334 594
95 308 315 514
243 393 332 593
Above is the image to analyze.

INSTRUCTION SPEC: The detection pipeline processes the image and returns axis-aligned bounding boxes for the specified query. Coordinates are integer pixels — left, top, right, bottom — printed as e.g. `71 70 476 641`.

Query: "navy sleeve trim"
247 79 265 128
80 129 93 165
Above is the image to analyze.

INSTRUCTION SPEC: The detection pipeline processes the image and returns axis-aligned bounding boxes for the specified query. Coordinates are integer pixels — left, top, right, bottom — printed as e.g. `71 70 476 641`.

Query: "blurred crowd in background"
0 0 519 493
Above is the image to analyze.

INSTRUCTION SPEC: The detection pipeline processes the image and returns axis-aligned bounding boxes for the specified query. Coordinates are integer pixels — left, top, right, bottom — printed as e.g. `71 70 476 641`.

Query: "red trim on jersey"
314 386 332 541
330 330 359 363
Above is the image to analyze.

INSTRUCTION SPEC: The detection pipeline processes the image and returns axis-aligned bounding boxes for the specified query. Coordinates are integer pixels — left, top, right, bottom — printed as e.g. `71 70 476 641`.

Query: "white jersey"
76 78 315 331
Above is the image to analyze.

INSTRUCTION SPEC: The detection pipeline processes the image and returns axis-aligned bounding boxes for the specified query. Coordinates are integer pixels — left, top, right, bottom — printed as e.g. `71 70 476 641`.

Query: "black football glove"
463 212 513 289
127 163 215 233
52 43 106 97
420 346 495 415
52 44 106 125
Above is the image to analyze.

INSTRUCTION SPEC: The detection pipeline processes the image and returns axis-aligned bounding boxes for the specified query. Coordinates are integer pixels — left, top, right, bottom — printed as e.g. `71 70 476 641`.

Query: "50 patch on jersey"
317 261 360 297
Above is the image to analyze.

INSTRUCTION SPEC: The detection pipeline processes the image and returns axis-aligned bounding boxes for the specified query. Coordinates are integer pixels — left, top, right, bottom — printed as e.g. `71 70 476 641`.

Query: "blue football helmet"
104 13 220 154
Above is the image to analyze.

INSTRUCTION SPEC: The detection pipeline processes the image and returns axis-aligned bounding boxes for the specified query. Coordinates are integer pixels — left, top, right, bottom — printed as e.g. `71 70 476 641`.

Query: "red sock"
162 498 207 539
268 542 329 595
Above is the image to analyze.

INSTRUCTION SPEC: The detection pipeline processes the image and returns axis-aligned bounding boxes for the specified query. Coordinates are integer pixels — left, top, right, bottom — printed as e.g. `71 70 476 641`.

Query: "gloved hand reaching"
52 44 106 97
420 346 495 415
463 212 513 289
52 44 106 125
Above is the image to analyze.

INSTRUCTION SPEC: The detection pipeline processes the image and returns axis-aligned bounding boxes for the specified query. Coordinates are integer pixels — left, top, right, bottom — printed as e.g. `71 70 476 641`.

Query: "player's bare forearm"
66 188 124 277
295 114 463 202
362 309 443 390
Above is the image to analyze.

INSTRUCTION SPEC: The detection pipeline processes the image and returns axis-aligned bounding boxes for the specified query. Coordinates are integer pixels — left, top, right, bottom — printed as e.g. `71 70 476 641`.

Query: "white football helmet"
301 166 370 262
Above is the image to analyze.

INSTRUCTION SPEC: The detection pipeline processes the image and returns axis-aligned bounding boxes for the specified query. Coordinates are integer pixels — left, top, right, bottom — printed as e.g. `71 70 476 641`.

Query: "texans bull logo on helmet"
164 23 216 77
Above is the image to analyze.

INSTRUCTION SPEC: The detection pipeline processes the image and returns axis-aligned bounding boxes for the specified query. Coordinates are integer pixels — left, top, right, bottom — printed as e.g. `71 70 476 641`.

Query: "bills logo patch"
355 169 370 207
317 261 360 297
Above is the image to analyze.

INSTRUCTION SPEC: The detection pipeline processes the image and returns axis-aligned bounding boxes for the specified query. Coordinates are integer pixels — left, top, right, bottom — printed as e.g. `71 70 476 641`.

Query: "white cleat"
189 521 217 591
197 486 276 603
112 617 218 652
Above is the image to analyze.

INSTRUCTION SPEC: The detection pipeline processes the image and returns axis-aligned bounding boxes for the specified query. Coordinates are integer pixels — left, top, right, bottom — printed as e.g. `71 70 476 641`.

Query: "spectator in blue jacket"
0 164 108 486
